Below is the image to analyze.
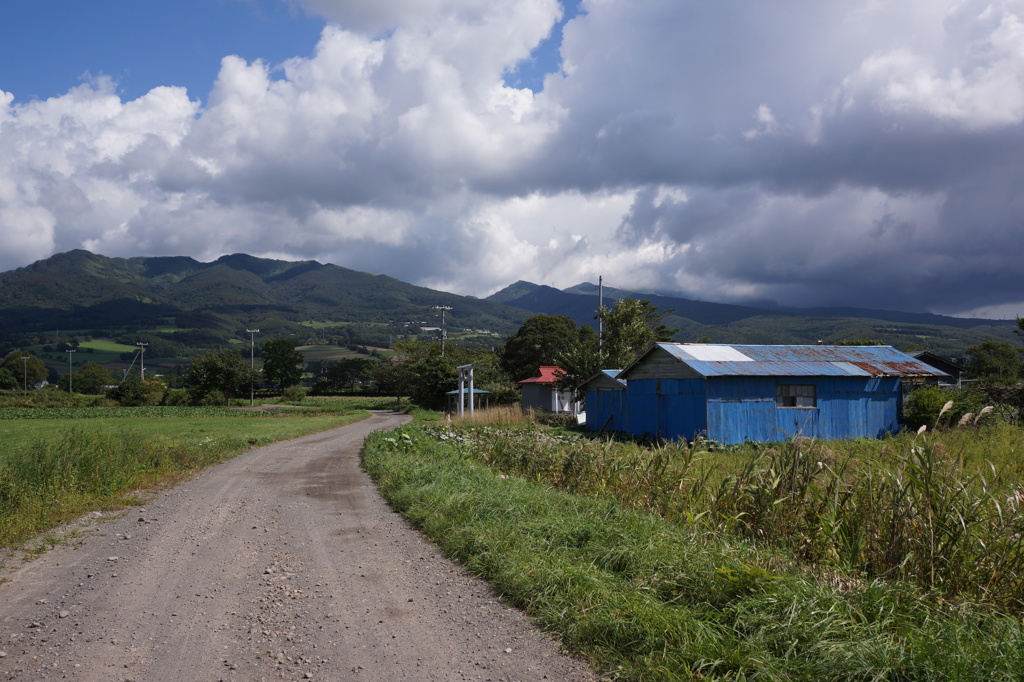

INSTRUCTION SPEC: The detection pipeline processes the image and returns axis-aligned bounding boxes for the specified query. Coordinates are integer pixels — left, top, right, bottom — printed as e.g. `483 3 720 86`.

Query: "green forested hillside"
0 251 528 355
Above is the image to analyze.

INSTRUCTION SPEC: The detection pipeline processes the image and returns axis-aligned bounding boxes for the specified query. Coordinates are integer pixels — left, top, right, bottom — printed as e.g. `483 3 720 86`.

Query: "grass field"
363 419 1024 680
0 400 393 547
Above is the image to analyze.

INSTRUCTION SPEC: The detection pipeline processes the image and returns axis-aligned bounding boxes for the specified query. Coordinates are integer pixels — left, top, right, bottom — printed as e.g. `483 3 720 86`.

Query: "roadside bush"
197 389 226 407
163 388 188 406
282 385 307 403
106 377 167 407
308 379 332 396
904 385 993 430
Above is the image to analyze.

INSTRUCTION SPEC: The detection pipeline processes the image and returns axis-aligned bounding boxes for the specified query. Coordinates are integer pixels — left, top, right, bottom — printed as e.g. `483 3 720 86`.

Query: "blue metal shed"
618 344 949 444
580 369 627 432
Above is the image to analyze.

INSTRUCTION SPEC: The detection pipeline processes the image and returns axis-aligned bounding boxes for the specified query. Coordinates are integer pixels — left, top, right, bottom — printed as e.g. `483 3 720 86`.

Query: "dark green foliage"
261 338 304 391
1 350 47 388
903 385 993 430
0 367 16 390
56 361 113 394
553 326 601 398
107 376 166 406
185 349 257 405
390 341 515 410
965 338 1022 385
321 356 374 387
500 314 583 381
281 385 307 402
597 298 678 369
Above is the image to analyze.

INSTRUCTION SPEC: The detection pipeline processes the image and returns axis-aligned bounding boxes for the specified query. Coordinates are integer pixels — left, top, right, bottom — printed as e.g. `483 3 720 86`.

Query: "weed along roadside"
362 421 1024 681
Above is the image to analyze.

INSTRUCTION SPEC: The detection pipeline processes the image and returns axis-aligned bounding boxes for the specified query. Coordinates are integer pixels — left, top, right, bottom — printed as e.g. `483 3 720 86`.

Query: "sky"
2 0 1024 319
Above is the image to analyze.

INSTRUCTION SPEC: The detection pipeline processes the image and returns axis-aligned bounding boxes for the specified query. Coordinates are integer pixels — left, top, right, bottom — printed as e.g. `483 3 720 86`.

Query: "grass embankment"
363 420 1024 680
0 398 392 547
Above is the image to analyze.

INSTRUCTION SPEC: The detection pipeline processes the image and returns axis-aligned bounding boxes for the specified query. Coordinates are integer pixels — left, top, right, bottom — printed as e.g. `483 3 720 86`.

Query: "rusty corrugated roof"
637 344 950 379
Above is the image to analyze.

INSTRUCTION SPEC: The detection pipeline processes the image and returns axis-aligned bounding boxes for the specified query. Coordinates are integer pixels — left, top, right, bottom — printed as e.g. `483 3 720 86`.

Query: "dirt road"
0 412 594 681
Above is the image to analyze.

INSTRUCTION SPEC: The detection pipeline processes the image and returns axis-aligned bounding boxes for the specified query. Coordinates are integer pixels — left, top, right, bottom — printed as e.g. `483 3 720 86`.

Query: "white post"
456 364 475 417
67 349 76 394
247 328 260 406
137 342 148 381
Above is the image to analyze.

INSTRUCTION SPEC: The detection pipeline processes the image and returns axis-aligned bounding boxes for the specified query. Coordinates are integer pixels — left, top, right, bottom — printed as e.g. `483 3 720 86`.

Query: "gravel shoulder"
0 411 595 681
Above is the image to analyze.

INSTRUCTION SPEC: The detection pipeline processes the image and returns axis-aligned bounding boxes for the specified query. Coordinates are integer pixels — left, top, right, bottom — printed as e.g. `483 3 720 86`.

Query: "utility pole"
67 349 76 394
137 342 148 381
247 328 260 406
598 275 604 358
21 356 29 394
431 305 452 357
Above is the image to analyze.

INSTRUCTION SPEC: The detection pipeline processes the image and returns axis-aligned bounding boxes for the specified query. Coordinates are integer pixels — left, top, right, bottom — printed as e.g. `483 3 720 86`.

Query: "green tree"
323 357 375 391
57 361 113 394
0 367 17 390
185 349 258 405
965 339 1022 385
369 359 415 405
0 350 47 391
261 338 305 392
384 341 515 410
554 326 601 399
598 298 678 369
500 315 584 382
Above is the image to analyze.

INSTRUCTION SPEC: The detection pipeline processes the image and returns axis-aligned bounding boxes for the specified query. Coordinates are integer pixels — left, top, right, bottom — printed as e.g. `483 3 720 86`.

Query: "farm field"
363 417 1024 680
295 344 371 362
0 403 378 547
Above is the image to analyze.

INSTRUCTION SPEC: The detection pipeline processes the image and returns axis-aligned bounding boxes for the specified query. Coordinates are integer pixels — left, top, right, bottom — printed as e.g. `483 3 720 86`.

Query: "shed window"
777 384 816 408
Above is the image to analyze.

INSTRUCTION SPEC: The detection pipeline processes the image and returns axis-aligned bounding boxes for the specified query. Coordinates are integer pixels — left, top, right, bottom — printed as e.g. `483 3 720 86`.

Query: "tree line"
3 304 1023 407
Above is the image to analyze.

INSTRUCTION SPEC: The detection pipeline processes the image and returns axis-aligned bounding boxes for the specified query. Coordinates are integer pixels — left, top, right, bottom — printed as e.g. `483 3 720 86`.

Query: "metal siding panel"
812 377 901 440
666 380 708 441
629 393 659 437
707 377 776 444
584 389 606 431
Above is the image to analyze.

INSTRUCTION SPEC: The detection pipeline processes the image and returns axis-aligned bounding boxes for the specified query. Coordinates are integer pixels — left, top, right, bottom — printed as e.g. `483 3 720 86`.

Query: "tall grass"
364 425 1024 680
453 404 535 425
419 422 1024 610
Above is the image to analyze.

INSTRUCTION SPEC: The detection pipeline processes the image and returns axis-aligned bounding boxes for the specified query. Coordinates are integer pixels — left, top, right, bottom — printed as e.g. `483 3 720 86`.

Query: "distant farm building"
618 344 948 444
517 365 579 413
580 369 627 432
908 350 965 389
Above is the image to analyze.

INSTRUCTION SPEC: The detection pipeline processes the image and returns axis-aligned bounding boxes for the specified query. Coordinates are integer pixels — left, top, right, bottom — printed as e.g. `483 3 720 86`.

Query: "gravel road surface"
0 412 595 681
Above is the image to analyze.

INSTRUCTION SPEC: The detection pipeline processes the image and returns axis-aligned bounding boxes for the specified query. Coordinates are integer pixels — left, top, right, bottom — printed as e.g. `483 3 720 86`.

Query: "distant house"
517 366 579 413
908 351 965 388
580 370 626 432
618 344 948 444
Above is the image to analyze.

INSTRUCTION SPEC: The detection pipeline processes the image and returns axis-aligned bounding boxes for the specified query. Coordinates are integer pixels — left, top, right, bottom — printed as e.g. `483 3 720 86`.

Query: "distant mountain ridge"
486 281 1019 358
0 250 529 349
0 252 1017 360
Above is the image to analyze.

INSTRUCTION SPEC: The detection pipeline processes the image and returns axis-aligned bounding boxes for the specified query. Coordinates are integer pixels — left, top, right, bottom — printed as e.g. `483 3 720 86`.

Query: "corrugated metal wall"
707 376 902 443
627 378 707 441
585 388 627 432
627 376 902 444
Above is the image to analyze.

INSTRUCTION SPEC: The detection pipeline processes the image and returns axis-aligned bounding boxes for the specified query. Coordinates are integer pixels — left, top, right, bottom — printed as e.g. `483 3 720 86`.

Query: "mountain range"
0 250 1017 360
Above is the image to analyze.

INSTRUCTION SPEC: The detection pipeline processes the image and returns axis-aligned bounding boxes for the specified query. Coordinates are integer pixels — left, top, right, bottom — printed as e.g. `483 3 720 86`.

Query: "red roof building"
516 366 579 413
